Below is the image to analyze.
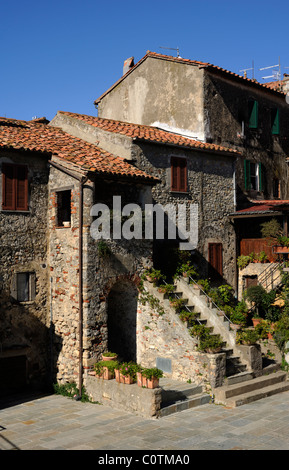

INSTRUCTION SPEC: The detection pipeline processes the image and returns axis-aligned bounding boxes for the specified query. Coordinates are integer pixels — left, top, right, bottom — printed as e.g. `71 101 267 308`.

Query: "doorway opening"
107 280 138 362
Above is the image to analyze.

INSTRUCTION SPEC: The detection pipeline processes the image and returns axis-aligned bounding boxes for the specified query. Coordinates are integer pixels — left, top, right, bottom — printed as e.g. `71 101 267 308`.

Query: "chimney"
123 57 134 75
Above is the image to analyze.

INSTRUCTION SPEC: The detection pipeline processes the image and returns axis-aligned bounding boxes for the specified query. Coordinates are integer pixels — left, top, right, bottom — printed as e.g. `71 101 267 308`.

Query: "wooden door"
208 243 223 278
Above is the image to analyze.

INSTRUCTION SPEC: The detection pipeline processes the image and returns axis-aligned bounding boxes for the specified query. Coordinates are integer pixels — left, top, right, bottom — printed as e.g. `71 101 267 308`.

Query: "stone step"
224 381 289 408
159 378 211 416
159 393 211 417
224 370 254 386
214 371 288 406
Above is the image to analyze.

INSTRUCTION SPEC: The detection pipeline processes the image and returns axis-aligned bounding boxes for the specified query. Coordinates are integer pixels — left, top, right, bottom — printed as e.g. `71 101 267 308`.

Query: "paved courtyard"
1 389 289 451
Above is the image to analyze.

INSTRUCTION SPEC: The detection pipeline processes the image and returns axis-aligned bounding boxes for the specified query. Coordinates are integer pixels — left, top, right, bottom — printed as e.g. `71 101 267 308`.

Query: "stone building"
50 111 239 287
94 50 289 205
0 117 157 393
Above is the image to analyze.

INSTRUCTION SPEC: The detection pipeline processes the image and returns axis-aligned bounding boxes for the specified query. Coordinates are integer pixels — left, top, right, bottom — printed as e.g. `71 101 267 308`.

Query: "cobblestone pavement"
1 390 289 451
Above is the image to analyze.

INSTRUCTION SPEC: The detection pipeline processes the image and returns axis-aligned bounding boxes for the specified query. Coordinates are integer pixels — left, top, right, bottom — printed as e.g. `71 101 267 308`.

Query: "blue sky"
1 0 289 122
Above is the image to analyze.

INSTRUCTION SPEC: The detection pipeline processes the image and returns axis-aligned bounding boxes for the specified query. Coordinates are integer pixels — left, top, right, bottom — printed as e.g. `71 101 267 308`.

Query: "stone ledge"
84 375 162 418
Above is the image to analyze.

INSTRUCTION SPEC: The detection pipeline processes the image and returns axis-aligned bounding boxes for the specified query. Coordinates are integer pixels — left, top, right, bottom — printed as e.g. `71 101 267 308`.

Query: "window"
2 163 28 211
248 100 258 129
244 160 264 191
271 108 280 135
56 190 71 226
171 157 187 192
13 272 36 302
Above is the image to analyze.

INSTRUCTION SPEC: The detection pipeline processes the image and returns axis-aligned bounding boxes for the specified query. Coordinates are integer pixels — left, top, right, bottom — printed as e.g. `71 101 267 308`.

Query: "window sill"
1 209 30 214
55 225 71 229
170 190 189 195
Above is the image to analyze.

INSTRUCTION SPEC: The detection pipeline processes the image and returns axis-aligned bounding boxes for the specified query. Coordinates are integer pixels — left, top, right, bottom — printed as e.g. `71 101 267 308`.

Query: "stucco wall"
97 56 205 140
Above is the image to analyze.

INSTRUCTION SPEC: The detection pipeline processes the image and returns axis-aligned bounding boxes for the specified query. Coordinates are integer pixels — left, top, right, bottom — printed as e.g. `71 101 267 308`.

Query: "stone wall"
204 72 289 202
137 281 226 391
0 149 50 390
133 142 236 286
48 162 154 384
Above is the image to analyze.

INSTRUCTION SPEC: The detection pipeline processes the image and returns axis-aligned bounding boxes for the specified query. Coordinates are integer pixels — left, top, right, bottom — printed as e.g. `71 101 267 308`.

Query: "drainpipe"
48 160 88 399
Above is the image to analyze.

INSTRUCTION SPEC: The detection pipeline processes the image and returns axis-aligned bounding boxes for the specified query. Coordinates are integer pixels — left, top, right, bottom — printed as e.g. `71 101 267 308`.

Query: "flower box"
272 246 289 254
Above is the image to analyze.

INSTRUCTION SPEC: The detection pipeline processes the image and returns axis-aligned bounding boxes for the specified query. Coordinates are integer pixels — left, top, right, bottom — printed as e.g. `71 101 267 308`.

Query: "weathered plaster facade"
97 55 206 141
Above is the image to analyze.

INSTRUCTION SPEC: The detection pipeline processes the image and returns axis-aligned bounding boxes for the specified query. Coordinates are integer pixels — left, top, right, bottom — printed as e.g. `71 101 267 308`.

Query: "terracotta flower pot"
102 367 114 380
102 354 118 361
146 378 160 389
114 369 120 382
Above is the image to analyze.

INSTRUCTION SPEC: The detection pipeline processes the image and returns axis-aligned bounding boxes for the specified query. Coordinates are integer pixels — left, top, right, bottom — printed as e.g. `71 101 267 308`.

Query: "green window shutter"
249 100 258 128
244 159 251 190
271 108 280 135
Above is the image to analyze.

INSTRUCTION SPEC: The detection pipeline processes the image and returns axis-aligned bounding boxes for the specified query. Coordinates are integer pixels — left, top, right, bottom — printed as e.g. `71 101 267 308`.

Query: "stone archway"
107 280 138 362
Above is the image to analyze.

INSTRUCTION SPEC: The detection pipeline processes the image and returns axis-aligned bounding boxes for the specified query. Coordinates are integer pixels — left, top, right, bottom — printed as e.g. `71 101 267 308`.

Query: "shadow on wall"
107 280 138 362
0 289 62 400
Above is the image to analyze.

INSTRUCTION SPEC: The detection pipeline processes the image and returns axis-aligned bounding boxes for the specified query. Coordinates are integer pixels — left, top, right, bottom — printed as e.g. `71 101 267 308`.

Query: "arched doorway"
107 280 138 362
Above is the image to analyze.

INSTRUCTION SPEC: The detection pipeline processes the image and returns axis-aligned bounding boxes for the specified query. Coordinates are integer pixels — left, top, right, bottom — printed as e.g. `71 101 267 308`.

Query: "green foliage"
169 297 187 311
254 320 271 340
102 351 117 357
237 255 251 270
260 218 282 239
179 309 199 325
119 362 140 379
277 236 289 247
230 301 248 325
196 279 211 294
143 268 165 286
244 285 267 310
141 367 164 379
236 328 260 345
98 240 111 257
53 381 90 402
94 360 119 375
199 334 223 353
273 313 289 357
158 284 175 294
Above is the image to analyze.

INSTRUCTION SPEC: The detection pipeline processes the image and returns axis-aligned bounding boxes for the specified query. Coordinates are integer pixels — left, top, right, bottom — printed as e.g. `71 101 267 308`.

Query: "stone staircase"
213 371 289 407
146 276 289 410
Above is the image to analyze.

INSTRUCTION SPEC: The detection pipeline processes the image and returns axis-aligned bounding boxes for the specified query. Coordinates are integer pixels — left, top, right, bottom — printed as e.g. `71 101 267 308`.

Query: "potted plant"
179 309 199 326
119 362 139 384
236 328 260 345
169 297 187 311
94 360 119 380
230 303 247 330
158 284 175 295
237 255 251 270
141 367 163 389
143 268 165 286
199 334 223 353
102 351 118 361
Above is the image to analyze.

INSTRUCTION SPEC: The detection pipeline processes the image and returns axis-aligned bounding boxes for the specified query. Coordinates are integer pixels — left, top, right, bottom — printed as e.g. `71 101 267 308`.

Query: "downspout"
48 160 88 399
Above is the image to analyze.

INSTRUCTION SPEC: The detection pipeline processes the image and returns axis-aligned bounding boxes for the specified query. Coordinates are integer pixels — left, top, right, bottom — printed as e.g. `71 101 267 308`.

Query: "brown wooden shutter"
2 163 28 211
2 163 15 210
179 158 187 192
15 165 28 211
171 157 187 192
171 158 178 191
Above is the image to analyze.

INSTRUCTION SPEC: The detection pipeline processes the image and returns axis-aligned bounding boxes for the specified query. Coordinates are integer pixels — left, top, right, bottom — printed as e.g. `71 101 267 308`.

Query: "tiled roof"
0 117 157 182
58 111 240 156
94 51 285 104
232 200 289 216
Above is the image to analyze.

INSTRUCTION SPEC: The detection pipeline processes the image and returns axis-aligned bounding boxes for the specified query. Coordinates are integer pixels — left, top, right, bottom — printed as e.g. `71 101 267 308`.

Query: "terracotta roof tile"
0 117 157 183
58 111 240 156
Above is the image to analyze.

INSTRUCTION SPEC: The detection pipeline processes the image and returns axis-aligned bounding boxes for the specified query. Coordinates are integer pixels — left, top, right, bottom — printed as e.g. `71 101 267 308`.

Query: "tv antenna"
240 61 255 79
159 46 180 58
260 57 281 81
